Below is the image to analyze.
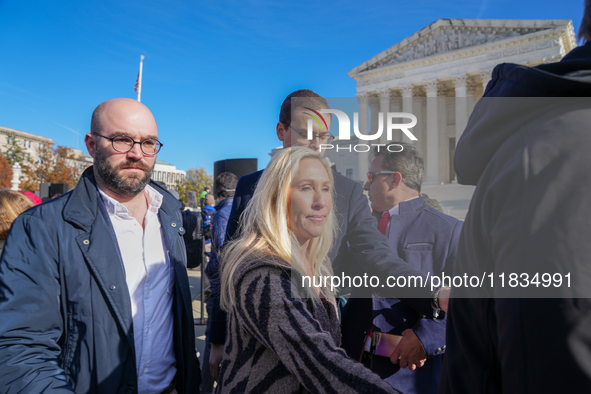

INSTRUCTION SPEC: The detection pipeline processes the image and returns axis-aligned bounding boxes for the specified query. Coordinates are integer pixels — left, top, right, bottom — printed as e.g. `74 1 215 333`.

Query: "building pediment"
350 19 574 76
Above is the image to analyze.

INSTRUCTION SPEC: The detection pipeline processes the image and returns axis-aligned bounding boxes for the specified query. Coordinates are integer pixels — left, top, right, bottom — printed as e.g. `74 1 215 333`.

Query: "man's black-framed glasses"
92 132 163 155
283 123 335 144
367 171 396 183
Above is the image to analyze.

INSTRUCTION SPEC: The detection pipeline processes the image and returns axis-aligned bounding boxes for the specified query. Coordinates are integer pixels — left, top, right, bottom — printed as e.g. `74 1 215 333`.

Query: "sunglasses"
367 171 396 183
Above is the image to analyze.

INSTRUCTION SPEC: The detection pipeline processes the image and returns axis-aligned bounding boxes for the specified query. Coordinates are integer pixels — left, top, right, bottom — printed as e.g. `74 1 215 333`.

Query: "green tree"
4 135 25 165
176 167 213 205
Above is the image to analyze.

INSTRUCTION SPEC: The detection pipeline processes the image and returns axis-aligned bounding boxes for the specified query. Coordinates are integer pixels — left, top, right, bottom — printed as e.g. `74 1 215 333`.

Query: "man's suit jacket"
209 169 436 345
341 196 462 394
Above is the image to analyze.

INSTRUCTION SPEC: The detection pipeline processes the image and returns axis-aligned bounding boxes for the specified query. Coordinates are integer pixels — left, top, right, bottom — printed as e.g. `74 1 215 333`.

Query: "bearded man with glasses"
90 131 162 196
0 98 200 394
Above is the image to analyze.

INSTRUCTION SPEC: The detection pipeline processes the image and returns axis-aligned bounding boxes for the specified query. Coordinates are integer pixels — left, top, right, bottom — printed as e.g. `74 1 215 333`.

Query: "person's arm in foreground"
0 214 74 393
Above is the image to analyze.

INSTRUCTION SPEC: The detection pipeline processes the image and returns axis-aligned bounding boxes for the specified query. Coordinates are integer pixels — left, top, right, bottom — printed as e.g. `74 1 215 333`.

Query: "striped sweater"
217 261 401 393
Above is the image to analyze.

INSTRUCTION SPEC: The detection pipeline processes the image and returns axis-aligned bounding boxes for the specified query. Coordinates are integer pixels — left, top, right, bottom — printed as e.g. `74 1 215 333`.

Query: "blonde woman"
0 190 34 253
218 147 400 393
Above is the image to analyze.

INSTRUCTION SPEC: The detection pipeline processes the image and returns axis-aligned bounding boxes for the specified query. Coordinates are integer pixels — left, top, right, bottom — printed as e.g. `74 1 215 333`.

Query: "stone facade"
343 18 576 184
0 125 92 178
0 125 55 163
152 160 186 190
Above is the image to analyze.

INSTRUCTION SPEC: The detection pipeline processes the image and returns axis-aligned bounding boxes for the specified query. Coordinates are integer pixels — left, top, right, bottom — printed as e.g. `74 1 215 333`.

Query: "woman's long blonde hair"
220 146 337 310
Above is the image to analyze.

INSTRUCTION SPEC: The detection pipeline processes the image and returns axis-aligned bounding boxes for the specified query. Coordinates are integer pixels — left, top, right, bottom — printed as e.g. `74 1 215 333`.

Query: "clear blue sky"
0 0 584 174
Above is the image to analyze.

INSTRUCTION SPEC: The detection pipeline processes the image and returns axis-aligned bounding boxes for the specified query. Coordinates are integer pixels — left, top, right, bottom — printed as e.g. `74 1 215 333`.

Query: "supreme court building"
334 18 576 184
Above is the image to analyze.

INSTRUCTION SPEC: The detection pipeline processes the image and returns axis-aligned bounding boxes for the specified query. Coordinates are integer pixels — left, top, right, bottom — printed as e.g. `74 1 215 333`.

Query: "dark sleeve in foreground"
341 177 434 316
443 123 591 392
209 173 257 345
181 210 204 269
0 215 74 393
222 266 401 393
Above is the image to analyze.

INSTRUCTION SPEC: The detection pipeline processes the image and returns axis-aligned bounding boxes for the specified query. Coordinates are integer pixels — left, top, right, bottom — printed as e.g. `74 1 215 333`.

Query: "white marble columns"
357 72 486 183
369 96 380 139
377 89 390 145
424 80 439 184
356 93 370 181
480 69 492 93
452 74 469 150
400 85 414 143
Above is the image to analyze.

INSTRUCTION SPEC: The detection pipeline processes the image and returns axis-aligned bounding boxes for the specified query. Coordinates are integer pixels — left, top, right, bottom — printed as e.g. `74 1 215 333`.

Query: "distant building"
152 160 186 190
0 125 55 163
0 125 93 177
75 152 94 174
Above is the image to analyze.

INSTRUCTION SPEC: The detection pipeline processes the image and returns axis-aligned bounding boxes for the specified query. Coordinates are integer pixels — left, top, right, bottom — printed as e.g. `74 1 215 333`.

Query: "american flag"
134 71 140 93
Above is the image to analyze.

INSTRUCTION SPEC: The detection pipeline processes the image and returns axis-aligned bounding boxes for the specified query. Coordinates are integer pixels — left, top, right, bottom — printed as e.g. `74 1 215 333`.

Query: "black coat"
440 43 591 393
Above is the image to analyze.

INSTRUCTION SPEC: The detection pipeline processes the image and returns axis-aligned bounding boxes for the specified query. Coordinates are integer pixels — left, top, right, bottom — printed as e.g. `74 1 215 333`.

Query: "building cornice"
350 19 573 75
349 19 576 93
0 126 55 144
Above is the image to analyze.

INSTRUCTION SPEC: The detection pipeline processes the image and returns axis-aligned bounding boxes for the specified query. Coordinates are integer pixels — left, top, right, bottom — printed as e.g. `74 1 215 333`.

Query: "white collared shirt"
98 185 176 394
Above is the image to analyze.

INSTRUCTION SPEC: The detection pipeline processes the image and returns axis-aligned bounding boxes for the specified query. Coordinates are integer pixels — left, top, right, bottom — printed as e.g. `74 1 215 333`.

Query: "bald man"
0 98 200 394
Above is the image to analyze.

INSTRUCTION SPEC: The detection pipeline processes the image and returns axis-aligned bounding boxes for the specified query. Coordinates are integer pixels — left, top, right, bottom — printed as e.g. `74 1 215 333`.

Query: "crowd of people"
1 3 591 393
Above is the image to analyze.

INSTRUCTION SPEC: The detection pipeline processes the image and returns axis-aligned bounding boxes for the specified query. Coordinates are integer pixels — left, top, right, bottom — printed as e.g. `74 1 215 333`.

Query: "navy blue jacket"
204 197 233 296
440 43 591 393
0 168 200 394
341 196 462 394
209 169 436 345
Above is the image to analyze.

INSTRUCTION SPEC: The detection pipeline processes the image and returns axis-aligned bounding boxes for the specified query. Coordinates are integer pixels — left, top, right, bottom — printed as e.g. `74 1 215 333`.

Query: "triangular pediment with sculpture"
357 19 570 73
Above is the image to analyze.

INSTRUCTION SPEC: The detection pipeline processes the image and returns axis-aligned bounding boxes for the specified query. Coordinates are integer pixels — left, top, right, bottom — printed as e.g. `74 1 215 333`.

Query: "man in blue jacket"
341 143 462 394
0 98 199 393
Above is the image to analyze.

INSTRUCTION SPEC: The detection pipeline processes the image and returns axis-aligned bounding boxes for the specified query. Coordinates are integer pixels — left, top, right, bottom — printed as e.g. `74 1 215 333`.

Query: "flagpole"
136 55 144 102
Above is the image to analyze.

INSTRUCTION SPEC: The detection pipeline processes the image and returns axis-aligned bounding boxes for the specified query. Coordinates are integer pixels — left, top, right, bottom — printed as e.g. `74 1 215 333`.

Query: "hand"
389 329 427 371
439 287 450 313
209 343 224 382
